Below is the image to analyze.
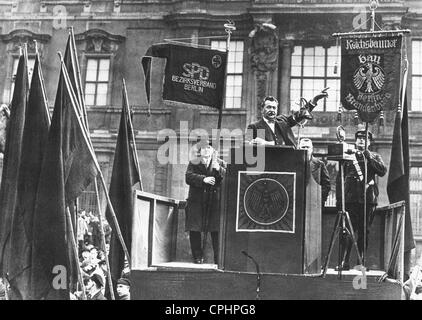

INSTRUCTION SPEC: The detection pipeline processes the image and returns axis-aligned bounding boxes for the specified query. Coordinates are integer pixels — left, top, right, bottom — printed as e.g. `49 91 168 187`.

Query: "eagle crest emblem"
353 62 385 94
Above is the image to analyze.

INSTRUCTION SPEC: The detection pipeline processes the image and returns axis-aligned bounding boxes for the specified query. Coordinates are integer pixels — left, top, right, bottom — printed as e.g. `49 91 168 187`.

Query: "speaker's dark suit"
246 115 297 147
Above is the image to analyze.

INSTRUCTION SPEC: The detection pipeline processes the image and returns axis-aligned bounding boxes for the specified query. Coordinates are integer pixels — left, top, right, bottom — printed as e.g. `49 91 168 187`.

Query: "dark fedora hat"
90 273 104 288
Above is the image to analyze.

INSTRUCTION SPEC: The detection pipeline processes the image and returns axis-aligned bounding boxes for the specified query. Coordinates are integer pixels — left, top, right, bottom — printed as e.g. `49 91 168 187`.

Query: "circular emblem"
353 62 385 94
243 178 289 226
211 55 222 69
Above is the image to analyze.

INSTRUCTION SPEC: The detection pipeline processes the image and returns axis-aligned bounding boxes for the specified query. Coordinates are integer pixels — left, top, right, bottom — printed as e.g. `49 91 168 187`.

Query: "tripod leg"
344 211 363 266
322 213 341 277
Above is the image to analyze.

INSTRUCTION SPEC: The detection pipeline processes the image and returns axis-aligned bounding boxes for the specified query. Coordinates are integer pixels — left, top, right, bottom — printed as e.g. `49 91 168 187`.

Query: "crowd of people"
71 210 130 300
0 209 130 300
77 210 112 252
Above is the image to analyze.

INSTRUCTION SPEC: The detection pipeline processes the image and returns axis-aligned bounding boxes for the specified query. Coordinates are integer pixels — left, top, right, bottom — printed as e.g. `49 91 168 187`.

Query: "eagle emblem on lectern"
353 62 385 94
244 178 289 225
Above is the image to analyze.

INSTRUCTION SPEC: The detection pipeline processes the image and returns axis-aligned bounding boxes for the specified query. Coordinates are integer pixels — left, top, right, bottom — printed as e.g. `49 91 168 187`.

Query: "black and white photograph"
0 0 422 305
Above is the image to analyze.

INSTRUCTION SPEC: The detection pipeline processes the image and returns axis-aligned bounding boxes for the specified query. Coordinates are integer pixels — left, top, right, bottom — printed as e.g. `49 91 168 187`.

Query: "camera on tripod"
327 142 356 161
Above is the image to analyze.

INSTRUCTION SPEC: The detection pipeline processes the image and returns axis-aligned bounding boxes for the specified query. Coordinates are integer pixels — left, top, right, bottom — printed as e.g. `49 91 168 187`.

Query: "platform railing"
376 201 405 283
131 190 180 269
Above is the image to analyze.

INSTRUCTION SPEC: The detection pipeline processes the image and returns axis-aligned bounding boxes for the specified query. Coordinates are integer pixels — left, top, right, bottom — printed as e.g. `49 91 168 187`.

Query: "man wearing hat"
86 273 107 300
116 278 131 300
336 128 387 270
185 140 226 264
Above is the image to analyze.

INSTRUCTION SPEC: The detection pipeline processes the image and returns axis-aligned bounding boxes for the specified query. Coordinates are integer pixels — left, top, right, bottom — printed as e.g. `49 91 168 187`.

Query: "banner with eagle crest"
340 35 402 122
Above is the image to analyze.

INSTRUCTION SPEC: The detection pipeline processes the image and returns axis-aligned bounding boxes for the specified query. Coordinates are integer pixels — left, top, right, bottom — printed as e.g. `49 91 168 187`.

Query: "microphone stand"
241 251 261 300
362 122 369 268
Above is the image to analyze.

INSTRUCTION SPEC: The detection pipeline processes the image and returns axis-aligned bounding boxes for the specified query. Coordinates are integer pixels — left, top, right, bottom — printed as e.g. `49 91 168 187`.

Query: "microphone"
336 125 346 143
294 87 329 123
241 250 261 300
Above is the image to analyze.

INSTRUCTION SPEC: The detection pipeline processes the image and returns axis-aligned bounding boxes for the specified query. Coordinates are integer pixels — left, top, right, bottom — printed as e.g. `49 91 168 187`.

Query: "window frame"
410 163 422 237
290 43 341 112
9 55 36 102
210 39 244 109
411 39 422 112
82 54 112 107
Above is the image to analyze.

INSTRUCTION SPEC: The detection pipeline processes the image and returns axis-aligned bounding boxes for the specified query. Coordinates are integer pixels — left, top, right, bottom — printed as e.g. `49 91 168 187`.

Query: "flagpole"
65 30 100 292
34 41 51 124
122 78 143 191
67 31 120 290
93 177 115 300
65 207 87 300
68 27 86 128
201 21 235 259
69 200 78 292
23 44 29 83
362 0 380 268
217 21 235 132
58 52 131 267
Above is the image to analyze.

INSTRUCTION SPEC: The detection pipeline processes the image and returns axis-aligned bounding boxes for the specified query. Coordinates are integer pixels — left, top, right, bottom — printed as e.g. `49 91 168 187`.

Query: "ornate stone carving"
11 1 18 13
40 2 47 13
0 29 51 56
92 38 104 52
114 0 122 13
255 71 267 117
380 19 402 31
279 16 343 43
75 29 125 53
249 23 279 72
84 0 92 12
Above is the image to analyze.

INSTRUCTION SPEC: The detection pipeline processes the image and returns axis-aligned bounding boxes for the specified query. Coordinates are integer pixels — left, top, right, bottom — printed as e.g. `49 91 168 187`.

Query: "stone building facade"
1 0 422 261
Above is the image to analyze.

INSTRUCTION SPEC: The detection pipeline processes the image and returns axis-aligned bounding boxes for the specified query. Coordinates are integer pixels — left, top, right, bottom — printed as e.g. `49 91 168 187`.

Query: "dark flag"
64 34 85 127
106 83 140 284
387 92 415 253
8 54 50 299
63 33 86 291
0 51 29 275
30 59 97 300
141 43 227 109
340 35 402 122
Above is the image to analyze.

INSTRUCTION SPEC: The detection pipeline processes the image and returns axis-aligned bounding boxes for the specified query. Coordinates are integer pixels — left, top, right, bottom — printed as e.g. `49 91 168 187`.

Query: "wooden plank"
152 202 177 265
131 198 151 269
136 190 180 205
131 269 403 300
304 176 321 273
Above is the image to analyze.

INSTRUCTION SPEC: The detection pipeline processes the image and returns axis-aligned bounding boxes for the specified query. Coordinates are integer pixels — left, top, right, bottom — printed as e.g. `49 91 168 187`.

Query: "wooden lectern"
220 145 322 274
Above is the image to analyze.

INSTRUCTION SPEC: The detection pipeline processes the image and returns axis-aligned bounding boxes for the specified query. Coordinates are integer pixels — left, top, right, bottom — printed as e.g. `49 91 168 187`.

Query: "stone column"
249 23 279 120
279 40 294 115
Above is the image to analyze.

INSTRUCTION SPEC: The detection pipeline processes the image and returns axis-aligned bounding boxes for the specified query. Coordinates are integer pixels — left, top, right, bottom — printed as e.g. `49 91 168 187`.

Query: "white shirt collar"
263 117 275 133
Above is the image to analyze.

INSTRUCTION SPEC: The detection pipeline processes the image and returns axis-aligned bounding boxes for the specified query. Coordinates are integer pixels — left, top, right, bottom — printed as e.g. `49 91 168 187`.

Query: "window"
323 160 338 208
79 162 109 216
290 45 340 112
211 40 244 109
10 57 35 101
412 40 422 111
84 58 110 106
410 167 422 237
78 185 98 216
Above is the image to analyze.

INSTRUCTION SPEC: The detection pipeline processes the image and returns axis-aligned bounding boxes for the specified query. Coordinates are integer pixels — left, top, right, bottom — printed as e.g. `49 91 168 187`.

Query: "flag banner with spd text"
142 43 227 109
341 35 402 122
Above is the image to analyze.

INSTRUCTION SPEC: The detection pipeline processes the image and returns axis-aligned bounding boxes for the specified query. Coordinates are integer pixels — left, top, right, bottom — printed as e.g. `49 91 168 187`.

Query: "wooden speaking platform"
220 145 320 274
130 146 405 300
